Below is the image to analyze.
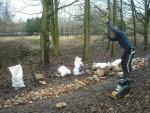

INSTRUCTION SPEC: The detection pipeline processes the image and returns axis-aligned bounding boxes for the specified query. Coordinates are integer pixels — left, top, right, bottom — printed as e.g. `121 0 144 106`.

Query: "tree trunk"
144 23 148 50
144 0 149 50
120 0 123 31
131 0 137 47
54 0 60 57
106 0 111 51
111 0 117 56
40 0 51 66
51 0 60 57
83 0 90 62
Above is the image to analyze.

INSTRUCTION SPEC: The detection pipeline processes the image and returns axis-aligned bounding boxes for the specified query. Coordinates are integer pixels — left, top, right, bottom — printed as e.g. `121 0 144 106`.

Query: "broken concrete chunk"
116 72 123 76
56 102 67 108
93 75 100 81
35 74 44 80
112 66 122 72
95 69 105 77
87 77 94 80
108 71 117 76
132 57 148 69
38 80 47 85
86 70 93 75
99 76 106 80
55 73 61 77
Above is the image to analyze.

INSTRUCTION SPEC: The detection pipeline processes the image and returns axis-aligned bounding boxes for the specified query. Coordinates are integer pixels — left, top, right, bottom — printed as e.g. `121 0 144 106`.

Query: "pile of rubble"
0 57 148 108
92 57 148 77
132 57 148 70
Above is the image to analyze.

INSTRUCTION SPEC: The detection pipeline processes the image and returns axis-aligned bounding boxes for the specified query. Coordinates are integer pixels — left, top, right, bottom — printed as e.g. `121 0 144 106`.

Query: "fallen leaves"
0 73 105 108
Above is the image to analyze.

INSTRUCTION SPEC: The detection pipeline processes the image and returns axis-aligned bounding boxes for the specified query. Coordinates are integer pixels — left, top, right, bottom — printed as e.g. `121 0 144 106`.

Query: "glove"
105 18 109 23
105 18 110 25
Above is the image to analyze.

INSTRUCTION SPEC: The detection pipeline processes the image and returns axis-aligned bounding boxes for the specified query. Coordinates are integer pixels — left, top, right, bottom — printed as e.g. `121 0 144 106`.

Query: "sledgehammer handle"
106 8 111 20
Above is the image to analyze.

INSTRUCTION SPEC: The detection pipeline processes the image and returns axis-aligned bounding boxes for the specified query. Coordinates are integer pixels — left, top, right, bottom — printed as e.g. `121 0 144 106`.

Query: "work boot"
118 73 134 85
110 79 132 99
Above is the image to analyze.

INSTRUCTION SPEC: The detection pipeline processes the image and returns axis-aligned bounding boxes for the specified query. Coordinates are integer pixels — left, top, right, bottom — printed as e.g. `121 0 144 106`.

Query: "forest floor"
0 36 149 113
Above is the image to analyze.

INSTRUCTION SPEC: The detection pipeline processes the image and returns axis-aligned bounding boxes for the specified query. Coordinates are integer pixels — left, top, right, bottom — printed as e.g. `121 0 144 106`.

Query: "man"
106 19 135 79
105 19 136 99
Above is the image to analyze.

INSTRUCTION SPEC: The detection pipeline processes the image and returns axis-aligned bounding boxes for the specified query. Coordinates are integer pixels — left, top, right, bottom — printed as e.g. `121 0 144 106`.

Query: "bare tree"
119 0 123 31
50 0 60 57
131 0 137 46
143 0 150 50
106 0 111 51
111 0 117 56
40 0 51 66
83 0 91 62
130 0 150 50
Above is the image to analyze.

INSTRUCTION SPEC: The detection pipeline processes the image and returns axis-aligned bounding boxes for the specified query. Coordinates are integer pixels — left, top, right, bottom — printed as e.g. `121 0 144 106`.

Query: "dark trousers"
121 48 135 76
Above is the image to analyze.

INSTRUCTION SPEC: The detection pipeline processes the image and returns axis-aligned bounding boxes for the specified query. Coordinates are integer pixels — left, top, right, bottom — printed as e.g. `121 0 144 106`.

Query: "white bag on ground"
110 59 121 67
57 66 71 77
92 62 111 69
8 64 25 88
73 56 85 76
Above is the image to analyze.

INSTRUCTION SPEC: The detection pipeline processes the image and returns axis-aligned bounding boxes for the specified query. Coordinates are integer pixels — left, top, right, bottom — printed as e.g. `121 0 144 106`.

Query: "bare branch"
16 10 41 15
148 0 150 8
19 3 42 10
92 4 105 15
58 0 79 10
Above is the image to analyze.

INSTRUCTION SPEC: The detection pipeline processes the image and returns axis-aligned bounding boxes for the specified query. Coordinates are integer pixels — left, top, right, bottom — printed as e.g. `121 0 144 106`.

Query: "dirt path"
0 64 149 113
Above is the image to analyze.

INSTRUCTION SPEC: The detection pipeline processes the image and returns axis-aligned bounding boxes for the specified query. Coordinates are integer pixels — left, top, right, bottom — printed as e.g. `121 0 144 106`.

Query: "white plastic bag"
57 66 71 77
111 59 121 67
8 64 25 88
73 56 85 76
92 62 111 69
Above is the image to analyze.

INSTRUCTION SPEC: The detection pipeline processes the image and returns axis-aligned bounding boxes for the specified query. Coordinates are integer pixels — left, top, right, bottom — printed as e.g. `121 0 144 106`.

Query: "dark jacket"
107 21 134 51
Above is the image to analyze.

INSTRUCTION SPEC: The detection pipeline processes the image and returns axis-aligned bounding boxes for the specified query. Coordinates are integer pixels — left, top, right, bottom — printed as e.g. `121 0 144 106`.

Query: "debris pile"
132 57 148 70
0 57 148 108
92 57 148 77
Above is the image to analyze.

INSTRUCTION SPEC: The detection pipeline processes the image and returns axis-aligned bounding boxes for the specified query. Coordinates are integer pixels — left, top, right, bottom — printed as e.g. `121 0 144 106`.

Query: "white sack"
111 59 121 67
92 62 111 69
73 56 85 75
57 66 71 77
8 64 25 88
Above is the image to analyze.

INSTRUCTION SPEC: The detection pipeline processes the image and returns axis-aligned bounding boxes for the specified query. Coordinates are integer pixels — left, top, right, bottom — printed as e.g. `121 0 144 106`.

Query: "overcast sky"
13 0 140 23
10 0 143 22
11 0 81 22
10 0 42 21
